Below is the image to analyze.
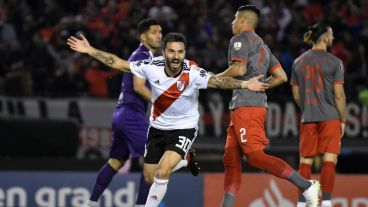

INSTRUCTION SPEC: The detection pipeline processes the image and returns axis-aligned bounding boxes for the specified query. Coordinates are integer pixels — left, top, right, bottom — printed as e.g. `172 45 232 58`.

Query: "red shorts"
299 119 341 157
225 107 269 154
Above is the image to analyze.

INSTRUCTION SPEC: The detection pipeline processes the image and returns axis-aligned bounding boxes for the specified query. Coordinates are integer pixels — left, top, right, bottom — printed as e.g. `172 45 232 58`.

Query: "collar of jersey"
164 65 183 78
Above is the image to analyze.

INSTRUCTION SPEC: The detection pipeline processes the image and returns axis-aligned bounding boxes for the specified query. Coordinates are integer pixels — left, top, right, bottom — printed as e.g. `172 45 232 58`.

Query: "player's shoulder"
129 48 151 61
230 33 247 43
326 52 343 64
150 56 165 66
182 59 199 72
293 50 311 64
132 56 163 70
185 60 208 78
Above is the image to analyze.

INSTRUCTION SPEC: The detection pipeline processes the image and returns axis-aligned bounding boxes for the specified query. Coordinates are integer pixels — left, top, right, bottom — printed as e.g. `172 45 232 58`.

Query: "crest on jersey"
177 81 185 91
234 42 242 50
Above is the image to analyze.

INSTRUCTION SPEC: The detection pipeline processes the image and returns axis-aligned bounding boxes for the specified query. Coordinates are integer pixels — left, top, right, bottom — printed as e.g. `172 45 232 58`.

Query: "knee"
155 165 172 180
144 171 154 184
322 153 338 164
223 148 242 168
108 158 124 170
245 150 264 168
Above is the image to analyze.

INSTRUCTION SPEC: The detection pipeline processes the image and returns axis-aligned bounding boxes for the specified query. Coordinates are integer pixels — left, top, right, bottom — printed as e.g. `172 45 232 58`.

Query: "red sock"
299 163 312 180
298 163 312 196
321 161 336 193
246 150 294 179
223 147 243 194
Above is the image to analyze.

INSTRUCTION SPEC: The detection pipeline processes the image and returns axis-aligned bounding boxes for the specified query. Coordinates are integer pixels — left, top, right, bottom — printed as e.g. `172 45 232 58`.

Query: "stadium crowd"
0 0 367 100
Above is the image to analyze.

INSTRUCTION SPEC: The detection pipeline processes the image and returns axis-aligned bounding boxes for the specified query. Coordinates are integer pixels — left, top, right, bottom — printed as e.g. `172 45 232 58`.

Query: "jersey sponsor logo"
234 42 242 50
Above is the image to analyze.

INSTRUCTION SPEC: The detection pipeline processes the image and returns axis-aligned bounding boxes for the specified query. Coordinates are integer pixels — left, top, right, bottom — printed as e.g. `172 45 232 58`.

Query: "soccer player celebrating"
68 32 268 207
74 19 197 207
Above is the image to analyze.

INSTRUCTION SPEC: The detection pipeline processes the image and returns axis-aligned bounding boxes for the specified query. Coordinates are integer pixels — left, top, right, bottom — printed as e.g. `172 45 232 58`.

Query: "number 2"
240 128 247 143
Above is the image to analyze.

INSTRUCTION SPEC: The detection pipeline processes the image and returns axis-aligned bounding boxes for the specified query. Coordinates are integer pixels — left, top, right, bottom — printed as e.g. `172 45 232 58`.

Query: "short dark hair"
162 33 187 49
237 5 260 19
303 22 331 45
137 18 160 35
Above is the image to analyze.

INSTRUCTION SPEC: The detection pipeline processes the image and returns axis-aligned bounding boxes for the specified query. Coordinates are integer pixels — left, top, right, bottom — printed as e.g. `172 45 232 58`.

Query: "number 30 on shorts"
175 136 192 152
240 128 247 144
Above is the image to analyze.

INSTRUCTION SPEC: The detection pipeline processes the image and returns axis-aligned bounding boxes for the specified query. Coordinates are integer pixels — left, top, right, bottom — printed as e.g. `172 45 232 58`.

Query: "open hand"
67 34 91 53
247 75 269 91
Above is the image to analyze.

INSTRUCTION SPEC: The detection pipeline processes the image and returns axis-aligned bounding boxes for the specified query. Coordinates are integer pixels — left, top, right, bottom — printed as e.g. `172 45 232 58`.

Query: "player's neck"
312 43 327 51
164 66 182 77
240 26 254 33
142 42 158 54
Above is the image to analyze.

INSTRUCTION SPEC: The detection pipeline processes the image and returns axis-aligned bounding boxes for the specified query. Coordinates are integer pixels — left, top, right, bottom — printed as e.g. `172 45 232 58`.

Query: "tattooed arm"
67 34 131 72
88 48 131 72
207 75 268 91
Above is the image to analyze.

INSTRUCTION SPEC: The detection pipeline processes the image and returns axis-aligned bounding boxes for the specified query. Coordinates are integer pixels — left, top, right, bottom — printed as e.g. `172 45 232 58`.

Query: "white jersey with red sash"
130 56 210 130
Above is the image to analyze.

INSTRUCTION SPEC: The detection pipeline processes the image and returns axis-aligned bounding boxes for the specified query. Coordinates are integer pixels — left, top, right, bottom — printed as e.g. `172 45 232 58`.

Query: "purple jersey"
110 43 152 159
291 49 344 122
117 43 153 111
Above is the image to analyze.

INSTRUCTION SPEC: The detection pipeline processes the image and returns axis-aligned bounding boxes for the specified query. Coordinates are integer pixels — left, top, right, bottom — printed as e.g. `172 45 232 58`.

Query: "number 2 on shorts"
240 128 247 143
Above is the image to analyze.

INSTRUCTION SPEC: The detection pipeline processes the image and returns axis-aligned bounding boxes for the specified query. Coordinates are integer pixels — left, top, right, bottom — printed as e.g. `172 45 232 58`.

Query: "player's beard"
166 59 182 72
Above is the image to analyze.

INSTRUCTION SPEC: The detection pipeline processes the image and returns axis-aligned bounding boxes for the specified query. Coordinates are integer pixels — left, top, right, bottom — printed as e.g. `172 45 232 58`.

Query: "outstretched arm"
67 34 131 72
208 75 268 91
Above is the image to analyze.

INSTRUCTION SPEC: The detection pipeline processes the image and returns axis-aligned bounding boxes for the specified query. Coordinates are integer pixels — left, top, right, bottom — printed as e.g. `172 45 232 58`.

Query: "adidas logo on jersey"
154 80 160 84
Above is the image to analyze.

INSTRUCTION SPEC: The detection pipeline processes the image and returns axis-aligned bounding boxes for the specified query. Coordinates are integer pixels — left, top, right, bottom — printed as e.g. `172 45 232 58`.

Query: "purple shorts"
109 107 149 160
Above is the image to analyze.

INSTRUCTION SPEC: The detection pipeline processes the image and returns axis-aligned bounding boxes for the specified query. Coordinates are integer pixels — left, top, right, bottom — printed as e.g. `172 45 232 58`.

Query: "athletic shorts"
225 107 269 154
144 127 197 164
299 119 341 157
109 107 149 160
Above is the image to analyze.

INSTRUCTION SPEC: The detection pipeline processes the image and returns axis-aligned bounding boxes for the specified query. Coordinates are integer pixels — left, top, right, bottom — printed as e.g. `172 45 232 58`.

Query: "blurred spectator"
148 0 177 30
3 61 32 97
50 64 87 97
0 0 366 102
84 61 117 98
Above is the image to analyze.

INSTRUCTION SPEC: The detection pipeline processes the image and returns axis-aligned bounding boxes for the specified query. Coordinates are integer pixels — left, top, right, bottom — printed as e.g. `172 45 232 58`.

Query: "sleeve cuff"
268 63 281 73
231 58 247 64
334 80 344 84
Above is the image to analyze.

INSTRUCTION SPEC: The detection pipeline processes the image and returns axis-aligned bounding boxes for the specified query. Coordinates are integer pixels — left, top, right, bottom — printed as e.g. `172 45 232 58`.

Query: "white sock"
135 205 145 207
145 177 169 207
171 159 188 172
296 202 306 207
321 200 332 207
